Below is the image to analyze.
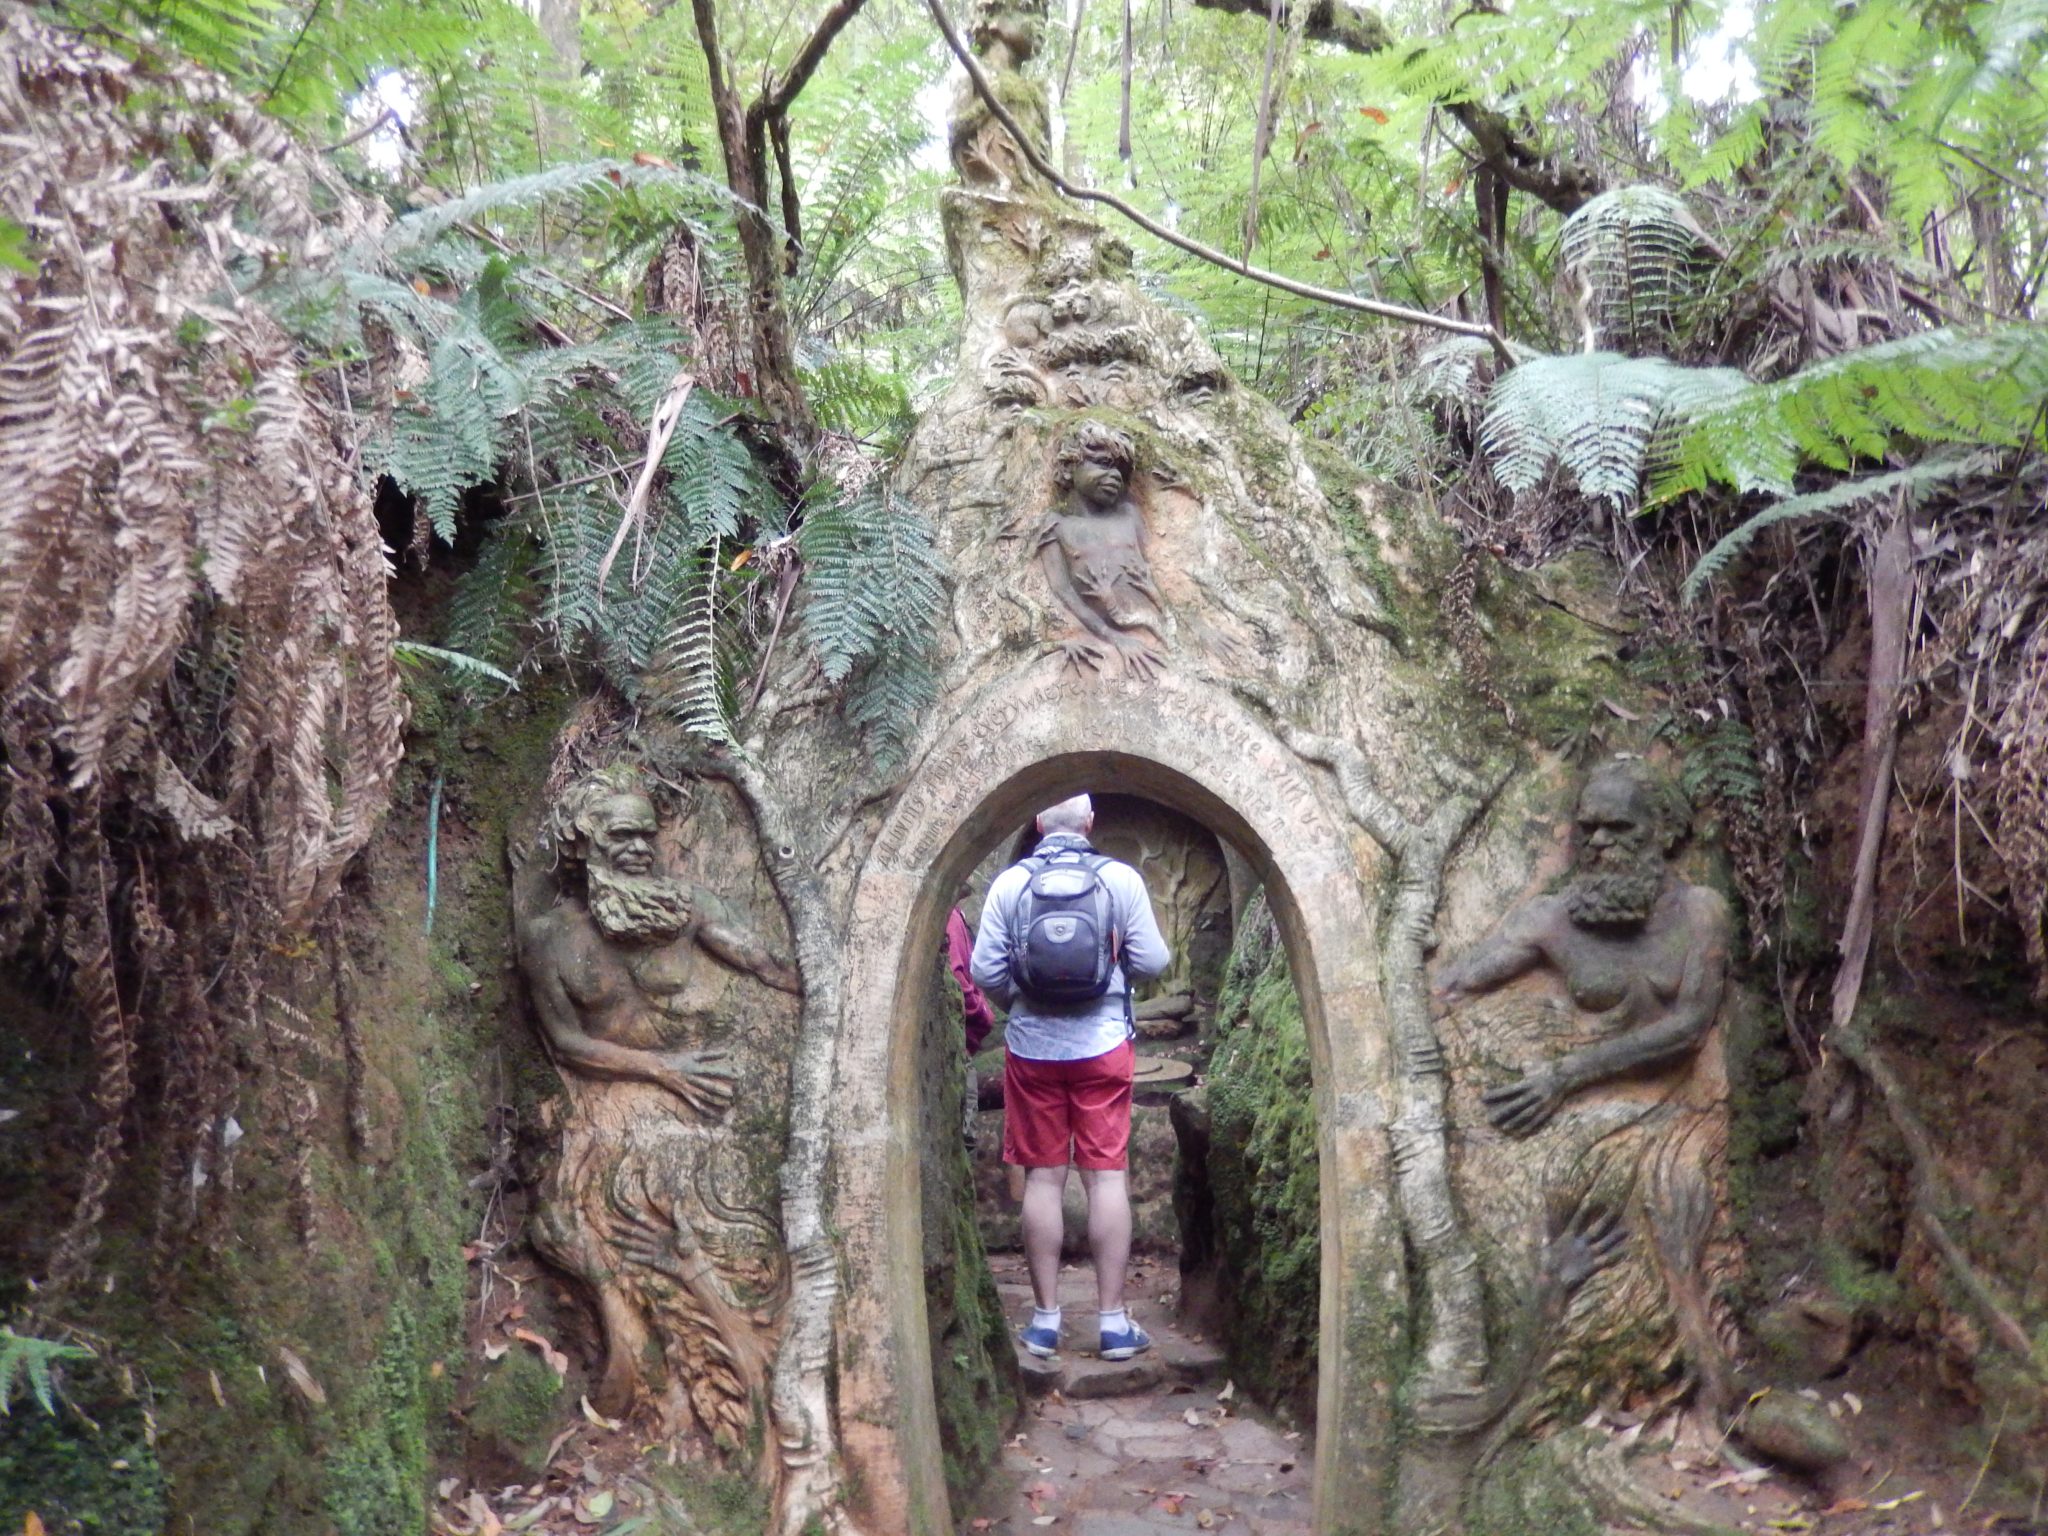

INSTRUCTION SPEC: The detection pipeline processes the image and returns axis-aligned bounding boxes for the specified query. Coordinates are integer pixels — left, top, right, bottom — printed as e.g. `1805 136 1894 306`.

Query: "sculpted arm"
1431 899 1555 1012
696 918 802 995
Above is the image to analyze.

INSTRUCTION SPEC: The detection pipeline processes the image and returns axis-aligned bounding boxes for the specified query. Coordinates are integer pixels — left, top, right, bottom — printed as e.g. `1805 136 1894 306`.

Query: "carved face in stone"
589 793 659 877
559 785 693 945
1052 423 1137 513
1072 449 1127 510
1563 766 1670 929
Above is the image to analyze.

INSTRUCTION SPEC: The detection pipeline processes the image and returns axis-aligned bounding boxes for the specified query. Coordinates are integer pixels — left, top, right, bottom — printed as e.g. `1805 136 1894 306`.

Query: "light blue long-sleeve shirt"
970 834 1172 1062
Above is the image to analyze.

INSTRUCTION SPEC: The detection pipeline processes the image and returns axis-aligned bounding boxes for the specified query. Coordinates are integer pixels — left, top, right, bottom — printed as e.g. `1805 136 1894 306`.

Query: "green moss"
1466 1438 1604 1536
1203 902 1321 1419
916 957 1022 1506
1818 1241 1907 1319
466 1349 568 1477
0 1358 167 1535
650 1461 771 1534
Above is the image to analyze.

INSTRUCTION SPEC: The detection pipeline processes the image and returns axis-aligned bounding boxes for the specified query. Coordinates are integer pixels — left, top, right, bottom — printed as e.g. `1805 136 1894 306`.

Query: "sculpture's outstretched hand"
1482 1065 1565 1136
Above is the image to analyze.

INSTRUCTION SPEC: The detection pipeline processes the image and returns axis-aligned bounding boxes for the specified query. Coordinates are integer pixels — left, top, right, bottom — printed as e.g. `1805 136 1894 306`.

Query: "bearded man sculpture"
514 767 800 1463
1433 758 1731 1134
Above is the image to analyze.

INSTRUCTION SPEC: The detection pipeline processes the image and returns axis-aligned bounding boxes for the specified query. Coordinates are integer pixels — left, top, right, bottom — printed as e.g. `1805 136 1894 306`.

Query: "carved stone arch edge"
827 664 1408 1536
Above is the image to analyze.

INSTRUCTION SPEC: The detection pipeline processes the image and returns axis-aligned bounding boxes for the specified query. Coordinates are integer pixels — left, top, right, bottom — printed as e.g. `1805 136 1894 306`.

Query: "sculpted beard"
587 864 693 942
1565 843 1664 927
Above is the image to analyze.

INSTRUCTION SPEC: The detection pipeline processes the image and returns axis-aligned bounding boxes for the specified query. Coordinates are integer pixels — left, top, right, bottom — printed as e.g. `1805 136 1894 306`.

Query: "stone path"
959 1255 1314 1534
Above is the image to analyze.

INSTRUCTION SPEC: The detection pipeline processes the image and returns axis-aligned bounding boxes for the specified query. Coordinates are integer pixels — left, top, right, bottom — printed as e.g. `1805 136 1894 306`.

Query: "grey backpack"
1009 848 1117 1005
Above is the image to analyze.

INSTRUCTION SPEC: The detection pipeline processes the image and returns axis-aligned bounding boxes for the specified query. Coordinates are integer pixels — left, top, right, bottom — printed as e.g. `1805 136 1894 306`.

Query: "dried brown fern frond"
0 3 406 1295
1992 619 2048 999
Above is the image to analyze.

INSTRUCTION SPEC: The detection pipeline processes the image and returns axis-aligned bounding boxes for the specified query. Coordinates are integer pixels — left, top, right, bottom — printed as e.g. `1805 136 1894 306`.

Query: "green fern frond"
392 640 519 690
1681 451 1997 601
1480 353 1749 507
0 1328 93 1416
445 522 537 678
1558 185 1707 353
386 161 734 251
796 484 946 685
1653 326 2048 500
652 542 737 747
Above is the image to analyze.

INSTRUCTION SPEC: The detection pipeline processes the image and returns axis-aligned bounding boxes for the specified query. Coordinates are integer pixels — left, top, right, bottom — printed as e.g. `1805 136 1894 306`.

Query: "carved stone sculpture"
513 767 800 1466
1036 420 1174 678
1431 757 1741 1440
1434 758 1731 1133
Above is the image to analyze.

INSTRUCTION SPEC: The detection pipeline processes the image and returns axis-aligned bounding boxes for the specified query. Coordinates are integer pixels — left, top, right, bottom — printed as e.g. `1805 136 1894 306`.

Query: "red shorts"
1002 1041 1135 1171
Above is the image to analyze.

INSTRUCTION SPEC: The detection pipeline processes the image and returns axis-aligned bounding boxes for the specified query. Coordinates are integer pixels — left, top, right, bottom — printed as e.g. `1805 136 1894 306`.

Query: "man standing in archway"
971 792 1172 1361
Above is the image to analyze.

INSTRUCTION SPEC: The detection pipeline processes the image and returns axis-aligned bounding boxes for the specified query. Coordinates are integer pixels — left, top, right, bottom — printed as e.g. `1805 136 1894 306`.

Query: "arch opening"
928 783 1321 1524
833 723 1403 1536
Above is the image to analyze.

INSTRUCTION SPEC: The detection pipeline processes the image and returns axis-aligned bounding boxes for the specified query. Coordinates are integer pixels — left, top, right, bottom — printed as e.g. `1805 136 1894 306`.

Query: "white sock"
1099 1308 1129 1335
1031 1307 1061 1332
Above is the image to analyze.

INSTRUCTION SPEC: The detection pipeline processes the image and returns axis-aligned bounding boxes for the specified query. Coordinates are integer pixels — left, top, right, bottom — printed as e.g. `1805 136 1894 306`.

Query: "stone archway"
830 665 1407 1535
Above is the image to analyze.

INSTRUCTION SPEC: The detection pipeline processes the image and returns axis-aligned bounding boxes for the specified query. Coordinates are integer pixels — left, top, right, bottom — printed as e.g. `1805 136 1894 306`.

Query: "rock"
1738 1390 1851 1473
1064 1354 1167 1399
1754 1295 1857 1378
1018 1352 1065 1397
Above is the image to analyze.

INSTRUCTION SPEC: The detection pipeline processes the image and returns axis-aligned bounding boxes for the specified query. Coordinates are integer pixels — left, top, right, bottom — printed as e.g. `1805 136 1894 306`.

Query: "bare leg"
1077 1167 1131 1315
1021 1164 1070 1313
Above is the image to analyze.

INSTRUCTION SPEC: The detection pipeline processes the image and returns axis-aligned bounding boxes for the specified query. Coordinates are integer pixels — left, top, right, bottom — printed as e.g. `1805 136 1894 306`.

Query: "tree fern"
1653 326 2048 501
1479 353 1749 506
1558 186 1707 354
385 160 732 251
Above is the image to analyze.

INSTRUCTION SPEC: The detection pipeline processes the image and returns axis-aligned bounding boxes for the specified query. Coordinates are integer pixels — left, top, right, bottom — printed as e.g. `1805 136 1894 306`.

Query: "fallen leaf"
1817 1498 1869 1515
512 1328 568 1376
27 1515 47 1536
1871 1491 1923 1512
438 1478 462 1500
1841 1392 1863 1416
1216 1380 1236 1403
970 1521 993 1530
1360 106 1390 123
579 1395 621 1430
278 1346 327 1407
1033 1520 1056 1528
208 1369 226 1408
483 1340 509 1361
575 1489 614 1523
1196 1511 1217 1529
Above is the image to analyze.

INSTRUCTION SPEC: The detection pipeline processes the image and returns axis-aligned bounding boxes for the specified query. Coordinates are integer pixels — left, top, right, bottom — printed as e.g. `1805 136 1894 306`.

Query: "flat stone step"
1008 1339 1169 1399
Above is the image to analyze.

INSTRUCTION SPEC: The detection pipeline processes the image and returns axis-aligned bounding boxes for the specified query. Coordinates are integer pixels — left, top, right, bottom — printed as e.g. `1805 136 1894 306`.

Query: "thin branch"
758 0 872 117
924 0 1509 354
1243 0 1284 260
1190 0 1603 214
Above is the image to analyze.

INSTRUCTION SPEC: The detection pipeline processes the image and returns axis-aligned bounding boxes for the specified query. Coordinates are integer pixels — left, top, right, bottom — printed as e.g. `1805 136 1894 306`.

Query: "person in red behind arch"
946 891 996 1145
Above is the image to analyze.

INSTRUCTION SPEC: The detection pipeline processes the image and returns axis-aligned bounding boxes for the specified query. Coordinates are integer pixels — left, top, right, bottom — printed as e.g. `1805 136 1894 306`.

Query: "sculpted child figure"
1037 420 1173 678
1432 757 1731 1133
514 766 800 1464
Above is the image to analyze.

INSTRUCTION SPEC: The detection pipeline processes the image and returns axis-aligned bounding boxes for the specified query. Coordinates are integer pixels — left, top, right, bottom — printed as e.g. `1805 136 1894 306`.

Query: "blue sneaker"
1018 1322 1061 1358
1098 1320 1152 1361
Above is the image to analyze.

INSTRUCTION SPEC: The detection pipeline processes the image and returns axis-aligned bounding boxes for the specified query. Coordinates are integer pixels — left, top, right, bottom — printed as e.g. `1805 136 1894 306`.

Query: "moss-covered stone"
917 954 1023 1507
1198 895 1321 1421
466 1348 570 1477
